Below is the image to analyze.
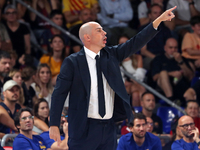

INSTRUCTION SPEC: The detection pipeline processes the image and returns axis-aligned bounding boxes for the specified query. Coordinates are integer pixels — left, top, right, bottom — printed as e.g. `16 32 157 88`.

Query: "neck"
133 134 145 146
20 130 33 139
7 21 18 27
25 80 32 89
51 27 61 34
53 52 62 61
39 82 47 89
183 136 194 143
4 100 16 113
142 109 152 117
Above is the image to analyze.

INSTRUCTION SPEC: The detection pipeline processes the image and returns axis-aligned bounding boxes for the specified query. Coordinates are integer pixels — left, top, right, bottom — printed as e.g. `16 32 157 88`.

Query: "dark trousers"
68 118 117 150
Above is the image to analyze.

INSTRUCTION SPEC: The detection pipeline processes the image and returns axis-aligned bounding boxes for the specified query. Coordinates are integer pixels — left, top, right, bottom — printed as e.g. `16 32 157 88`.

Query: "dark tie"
95 55 105 118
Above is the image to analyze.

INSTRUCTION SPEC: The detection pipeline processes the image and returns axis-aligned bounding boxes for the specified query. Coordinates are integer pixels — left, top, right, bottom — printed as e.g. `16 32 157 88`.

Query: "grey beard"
0 72 8 78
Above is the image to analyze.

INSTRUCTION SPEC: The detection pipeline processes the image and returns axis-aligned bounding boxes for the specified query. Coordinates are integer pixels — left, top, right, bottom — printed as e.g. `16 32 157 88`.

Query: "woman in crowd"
31 63 53 108
33 98 49 134
120 35 146 107
40 34 65 85
9 69 25 107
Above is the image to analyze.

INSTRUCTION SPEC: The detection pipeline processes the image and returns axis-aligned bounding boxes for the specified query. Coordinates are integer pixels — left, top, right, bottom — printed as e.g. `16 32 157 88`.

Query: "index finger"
168 6 177 12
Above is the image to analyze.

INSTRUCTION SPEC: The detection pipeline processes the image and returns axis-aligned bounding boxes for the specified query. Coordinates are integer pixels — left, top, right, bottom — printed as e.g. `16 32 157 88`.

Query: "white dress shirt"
84 46 115 119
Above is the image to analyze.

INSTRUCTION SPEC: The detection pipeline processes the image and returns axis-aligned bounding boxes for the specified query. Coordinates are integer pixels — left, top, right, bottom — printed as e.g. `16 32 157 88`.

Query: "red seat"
3 146 13 150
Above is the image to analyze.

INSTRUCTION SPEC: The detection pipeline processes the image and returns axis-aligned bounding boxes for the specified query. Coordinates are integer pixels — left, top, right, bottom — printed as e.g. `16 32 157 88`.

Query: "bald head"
79 21 98 43
178 115 194 126
164 38 178 56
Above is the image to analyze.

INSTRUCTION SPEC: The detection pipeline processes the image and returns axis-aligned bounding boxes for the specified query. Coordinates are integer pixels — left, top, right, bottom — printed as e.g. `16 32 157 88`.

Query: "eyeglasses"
61 114 68 118
179 123 195 129
147 122 154 126
21 116 34 121
5 11 17 15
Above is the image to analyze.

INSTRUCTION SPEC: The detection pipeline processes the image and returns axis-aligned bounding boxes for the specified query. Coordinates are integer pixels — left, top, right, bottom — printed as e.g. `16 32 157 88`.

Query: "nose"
6 63 10 68
103 30 106 35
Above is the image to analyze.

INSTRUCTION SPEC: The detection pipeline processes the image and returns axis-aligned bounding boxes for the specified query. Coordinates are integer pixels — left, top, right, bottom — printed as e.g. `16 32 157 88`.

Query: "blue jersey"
171 139 199 150
117 132 162 150
40 131 65 148
13 134 48 150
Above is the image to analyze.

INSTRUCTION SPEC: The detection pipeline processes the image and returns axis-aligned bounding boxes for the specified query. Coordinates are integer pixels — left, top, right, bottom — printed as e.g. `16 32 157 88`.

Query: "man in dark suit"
49 6 177 150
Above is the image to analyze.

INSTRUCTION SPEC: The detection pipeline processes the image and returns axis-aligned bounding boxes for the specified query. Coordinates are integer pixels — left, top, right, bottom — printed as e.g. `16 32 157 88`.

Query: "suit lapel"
77 49 91 99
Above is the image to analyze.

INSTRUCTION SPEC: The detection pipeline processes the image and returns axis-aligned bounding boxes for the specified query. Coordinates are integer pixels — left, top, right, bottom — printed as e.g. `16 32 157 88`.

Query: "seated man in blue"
171 115 200 150
40 110 68 149
117 112 162 150
13 108 50 150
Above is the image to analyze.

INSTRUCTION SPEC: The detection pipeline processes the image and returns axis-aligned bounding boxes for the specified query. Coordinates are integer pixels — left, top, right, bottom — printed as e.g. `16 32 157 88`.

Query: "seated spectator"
33 98 49 134
69 8 93 53
151 38 194 103
16 0 32 23
171 115 200 149
166 0 200 37
140 4 172 70
146 117 154 133
0 80 21 138
13 107 68 150
138 0 164 26
40 35 65 86
13 108 50 150
117 113 162 150
40 9 70 55
121 35 146 106
182 16 200 69
3 5 31 58
31 64 53 108
9 69 25 107
40 109 69 149
6 50 18 69
62 0 99 29
184 79 200 101
21 66 38 109
0 23 12 51
141 92 163 134
97 0 137 46
162 116 183 150
185 100 200 131
0 51 11 101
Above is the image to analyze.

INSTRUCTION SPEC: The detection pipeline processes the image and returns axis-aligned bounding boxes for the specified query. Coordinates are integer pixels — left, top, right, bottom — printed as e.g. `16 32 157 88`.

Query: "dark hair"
186 100 199 108
171 115 179 141
21 66 36 81
49 34 66 61
148 4 163 14
190 16 200 26
0 51 11 60
141 91 153 99
33 98 49 125
50 9 63 19
130 113 147 126
14 107 33 132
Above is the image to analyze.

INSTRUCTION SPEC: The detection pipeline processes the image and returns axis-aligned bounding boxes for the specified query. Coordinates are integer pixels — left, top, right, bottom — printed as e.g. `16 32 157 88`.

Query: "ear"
84 34 91 42
2 91 6 98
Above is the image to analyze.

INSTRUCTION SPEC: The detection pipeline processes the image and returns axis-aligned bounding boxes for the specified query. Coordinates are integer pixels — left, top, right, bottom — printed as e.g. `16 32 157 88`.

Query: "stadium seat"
134 106 142 113
3 146 13 150
157 107 181 133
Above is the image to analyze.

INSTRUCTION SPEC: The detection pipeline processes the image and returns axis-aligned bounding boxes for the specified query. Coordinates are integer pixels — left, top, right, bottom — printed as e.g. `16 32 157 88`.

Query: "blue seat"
157 107 180 133
134 106 142 113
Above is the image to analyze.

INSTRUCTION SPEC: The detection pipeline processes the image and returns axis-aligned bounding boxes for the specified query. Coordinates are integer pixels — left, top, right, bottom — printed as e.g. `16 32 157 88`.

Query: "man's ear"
84 34 91 42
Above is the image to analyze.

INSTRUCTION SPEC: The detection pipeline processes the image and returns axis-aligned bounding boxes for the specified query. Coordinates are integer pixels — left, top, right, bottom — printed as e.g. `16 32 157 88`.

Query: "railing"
1 134 18 147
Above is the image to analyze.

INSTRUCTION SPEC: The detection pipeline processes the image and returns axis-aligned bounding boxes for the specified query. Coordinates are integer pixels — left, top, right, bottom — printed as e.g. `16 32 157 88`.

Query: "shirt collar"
84 46 100 59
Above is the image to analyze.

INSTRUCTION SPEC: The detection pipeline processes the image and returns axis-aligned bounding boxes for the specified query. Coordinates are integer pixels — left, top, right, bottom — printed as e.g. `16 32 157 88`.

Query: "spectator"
184 79 200 101
40 109 69 149
182 15 200 69
33 98 49 134
138 0 164 26
6 50 18 69
146 117 154 133
162 116 183 150
141 92 163 134
140 4 172 70
9 69 25 107
69 8 93 53
16 0 32 23
120 35 146 106
0 23 12 51
166 0 200 36
171 115 200 149
4 5 31 58
117 113 162 150
40 35 65 86
62 0 99 29
0 51 11 101
97 0 137 45
185 100 200 131
21 66 38 109
31 63 53 108
40 9 70 54
0 80 21 138
13 107 50 150
151 38 194 103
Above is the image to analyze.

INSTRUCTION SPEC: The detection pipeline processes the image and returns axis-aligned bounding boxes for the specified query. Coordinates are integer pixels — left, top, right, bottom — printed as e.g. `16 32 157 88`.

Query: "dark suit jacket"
50 23 159 140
